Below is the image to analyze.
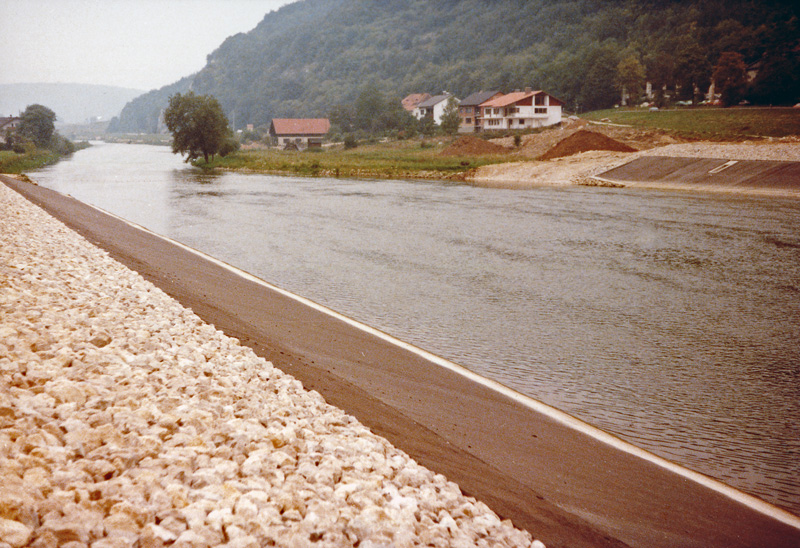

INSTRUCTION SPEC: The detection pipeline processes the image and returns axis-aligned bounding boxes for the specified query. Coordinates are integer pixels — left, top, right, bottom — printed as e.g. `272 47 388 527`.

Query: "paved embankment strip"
4 175 800 548
1 179 543 547
597 156 800 191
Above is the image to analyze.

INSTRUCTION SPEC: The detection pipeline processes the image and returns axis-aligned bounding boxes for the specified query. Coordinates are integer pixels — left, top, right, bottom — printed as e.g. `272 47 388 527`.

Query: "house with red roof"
479 89 563 131
269 118 331 149
458 90 502 133
401 93 431 113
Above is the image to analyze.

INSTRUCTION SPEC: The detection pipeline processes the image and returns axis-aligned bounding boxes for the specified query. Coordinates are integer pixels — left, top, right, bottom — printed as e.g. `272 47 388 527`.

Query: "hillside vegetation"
110 0 799 133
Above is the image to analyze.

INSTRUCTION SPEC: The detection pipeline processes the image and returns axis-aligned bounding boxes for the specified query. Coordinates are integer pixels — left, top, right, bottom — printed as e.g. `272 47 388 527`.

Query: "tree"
440 96 461 135
354 84 385 133
164 92 232 163
418 116 436 137
19 104 56 148
712 52 747 106
616 55 646 105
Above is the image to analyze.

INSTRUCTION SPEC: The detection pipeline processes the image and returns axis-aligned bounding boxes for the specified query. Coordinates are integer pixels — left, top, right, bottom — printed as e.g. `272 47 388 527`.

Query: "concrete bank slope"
0 180 542 548
597 156 800 193
5 176 800 548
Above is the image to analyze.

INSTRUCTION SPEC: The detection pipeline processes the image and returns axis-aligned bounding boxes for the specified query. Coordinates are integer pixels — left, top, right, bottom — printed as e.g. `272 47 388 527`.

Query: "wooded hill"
109 0 799 134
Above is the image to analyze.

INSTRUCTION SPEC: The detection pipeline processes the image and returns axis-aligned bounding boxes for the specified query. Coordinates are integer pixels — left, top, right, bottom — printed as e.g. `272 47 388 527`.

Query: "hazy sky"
0 0 295 91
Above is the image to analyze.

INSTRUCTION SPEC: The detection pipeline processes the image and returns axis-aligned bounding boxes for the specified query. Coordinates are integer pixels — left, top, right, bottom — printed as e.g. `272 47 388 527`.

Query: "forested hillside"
109 0 799 133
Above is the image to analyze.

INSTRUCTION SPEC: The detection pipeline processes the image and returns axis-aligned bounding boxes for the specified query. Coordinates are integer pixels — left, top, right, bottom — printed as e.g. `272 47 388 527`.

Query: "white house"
480 89 563 131
0 116 21 144
413 93 458 125
269 118 331 149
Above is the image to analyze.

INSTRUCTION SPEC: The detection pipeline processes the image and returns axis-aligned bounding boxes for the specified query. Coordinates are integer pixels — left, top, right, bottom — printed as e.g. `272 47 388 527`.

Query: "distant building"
413 93 458 125
0 116 21 145
480 89 563 131
458 91 502 133
401 93 431 113
269 118 331 149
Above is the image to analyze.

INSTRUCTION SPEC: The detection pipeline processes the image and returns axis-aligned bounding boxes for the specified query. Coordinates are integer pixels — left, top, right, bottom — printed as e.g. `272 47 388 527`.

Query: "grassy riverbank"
0 141 91 174
582 107 800 140
204 138 510 179
0 149 69 174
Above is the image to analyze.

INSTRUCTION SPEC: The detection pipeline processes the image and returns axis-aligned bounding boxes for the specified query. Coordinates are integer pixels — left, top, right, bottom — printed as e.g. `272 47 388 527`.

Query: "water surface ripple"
31 143 800 514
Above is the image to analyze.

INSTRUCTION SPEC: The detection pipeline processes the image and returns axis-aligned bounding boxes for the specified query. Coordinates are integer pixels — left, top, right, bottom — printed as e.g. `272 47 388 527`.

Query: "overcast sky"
0 0 295 91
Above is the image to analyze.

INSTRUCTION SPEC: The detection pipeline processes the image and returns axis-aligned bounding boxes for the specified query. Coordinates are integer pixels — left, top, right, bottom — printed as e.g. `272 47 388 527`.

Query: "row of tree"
109 0 800 134
2 104 76 155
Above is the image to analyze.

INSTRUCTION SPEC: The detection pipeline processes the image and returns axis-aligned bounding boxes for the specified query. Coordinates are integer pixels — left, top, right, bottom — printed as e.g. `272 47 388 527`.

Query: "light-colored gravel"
0 182 544 548
643 141 800 161
466 141 800 188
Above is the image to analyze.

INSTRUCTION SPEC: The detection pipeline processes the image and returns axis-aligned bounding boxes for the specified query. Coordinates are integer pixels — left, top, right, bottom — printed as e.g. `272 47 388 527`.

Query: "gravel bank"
466 141 800 188
0 183 543 547
643 141 800 161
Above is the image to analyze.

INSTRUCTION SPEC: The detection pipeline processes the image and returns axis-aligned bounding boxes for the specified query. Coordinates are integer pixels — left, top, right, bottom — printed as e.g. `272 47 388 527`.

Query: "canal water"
29 142 800 515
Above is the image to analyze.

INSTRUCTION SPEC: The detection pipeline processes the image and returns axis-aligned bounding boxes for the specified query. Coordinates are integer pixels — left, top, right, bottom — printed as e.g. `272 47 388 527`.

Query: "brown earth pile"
440 135 511 156
538 130 637 160
504 118 679 159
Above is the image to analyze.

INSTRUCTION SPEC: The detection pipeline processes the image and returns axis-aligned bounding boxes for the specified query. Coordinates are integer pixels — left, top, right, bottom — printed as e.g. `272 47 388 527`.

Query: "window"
466 118 472 124
535 95 546 106
534 107 547 114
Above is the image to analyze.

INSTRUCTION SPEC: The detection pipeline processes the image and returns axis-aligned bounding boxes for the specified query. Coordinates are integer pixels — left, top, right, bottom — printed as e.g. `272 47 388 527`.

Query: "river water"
29 142 800 515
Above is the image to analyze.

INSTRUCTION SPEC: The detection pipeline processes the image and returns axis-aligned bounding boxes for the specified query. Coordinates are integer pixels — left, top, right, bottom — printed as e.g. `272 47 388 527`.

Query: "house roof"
481 91 534 107
270 118 330 136
0 116 21 128
460 91 501 107
481 91 565 107
401 93 431 112
416 94 453 109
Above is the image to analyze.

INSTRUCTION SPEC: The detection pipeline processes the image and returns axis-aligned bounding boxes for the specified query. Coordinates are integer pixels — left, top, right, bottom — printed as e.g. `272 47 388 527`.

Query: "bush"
344 135 358 149
219 135 240 157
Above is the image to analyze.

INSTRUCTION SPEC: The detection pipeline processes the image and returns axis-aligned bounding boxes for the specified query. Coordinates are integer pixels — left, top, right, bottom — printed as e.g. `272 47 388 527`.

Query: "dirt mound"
538 130 637 160
441 135 511 156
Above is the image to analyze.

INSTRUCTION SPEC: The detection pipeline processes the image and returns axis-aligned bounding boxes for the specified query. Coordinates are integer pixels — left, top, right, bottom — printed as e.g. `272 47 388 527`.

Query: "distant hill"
107 76 194 134
111 0 800 133
0 83 145 125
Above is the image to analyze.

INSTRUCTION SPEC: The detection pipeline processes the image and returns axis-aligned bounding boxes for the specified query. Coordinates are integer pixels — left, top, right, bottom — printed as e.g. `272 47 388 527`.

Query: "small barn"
269 118 331 149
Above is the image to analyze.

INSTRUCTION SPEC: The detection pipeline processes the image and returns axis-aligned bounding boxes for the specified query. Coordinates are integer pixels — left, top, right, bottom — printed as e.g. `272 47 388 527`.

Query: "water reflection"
29 144 800 515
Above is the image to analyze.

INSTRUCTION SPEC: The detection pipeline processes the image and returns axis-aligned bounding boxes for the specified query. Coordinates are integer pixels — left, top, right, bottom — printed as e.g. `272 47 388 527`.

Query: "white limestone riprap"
0 181 544 548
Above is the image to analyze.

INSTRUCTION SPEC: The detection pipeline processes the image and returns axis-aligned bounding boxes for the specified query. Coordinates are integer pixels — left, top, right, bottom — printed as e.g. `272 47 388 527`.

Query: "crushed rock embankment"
0 182 543 548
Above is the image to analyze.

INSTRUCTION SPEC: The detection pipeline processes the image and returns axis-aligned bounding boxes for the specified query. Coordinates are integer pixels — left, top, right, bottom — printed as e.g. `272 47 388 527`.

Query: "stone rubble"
0 181 545 547
644 141 800 161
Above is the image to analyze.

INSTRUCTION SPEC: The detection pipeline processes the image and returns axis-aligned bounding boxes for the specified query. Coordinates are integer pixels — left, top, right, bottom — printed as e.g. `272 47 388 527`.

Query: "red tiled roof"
480 91 536 107
271 118 331 136
481 91 565 108
401 93 431 112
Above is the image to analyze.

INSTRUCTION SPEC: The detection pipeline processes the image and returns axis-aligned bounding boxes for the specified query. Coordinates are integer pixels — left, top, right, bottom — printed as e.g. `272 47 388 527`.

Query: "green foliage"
202 138 507 179
582 108 800 139
616 55 646 104
343 134 357 149
19 104 56 147
219 135 240 157
418 116 436 137
440 97 461 135
164 92 233 163
112 0 800 131
713 52 747 106
329 83 415 136
0 149 63 174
